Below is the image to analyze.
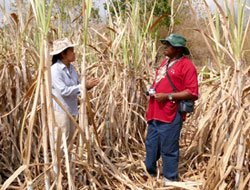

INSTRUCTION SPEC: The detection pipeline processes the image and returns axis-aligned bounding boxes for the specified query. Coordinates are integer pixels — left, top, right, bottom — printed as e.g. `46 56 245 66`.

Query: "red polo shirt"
146 57 198 123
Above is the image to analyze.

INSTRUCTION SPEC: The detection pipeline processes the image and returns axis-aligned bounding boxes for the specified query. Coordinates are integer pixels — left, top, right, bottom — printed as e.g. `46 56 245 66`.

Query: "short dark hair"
52 48 69 65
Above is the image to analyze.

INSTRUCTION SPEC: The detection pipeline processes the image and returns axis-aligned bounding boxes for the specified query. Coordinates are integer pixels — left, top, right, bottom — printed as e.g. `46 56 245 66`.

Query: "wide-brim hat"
160 33 190 55
50 38 78 56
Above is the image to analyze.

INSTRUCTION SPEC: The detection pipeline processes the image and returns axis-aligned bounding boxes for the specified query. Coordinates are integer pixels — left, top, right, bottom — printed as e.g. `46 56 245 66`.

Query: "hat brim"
50 43 78 56
160 39 190 55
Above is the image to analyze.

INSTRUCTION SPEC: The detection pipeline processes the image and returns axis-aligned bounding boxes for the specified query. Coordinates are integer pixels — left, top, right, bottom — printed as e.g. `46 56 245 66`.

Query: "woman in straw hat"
50 38 98 152
144 34 198 184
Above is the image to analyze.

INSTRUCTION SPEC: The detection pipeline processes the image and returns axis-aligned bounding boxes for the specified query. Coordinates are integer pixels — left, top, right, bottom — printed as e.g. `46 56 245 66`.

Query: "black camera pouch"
178 100 194 113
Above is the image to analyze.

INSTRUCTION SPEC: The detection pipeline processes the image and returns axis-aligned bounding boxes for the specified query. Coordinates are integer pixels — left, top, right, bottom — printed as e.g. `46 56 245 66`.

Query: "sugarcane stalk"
79 0 93 164
105 113 110 146
40 67 50 190
43 39 58 181
52 93 90 185
2 0 6 55
79 47 90 160
62 132 76 190
29 0 57 186
235 133 244 190
23 41 43 188
170 0 175 33
86 91 101 147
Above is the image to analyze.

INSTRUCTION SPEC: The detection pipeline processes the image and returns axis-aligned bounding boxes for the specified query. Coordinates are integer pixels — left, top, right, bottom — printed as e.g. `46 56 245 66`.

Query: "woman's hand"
86 78 99 89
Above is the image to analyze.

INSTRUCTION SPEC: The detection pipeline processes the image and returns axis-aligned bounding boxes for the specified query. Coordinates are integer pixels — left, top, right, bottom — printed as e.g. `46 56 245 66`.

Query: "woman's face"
62 47 75 63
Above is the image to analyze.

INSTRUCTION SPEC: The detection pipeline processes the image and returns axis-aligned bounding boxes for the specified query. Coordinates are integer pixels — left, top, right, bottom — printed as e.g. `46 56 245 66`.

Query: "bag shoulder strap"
166 72 176 92
165 57 182 92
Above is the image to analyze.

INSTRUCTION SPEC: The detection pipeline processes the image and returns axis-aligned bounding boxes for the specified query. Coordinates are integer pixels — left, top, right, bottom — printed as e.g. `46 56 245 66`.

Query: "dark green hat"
160 33 190 55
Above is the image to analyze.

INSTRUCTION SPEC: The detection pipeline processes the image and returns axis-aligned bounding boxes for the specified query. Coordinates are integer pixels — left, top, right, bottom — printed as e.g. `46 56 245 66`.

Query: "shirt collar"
166 56 184 69
57 60 71 71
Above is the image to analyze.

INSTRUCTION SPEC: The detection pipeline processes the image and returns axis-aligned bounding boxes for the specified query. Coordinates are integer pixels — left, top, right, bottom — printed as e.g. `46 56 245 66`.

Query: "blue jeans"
145 112 183 180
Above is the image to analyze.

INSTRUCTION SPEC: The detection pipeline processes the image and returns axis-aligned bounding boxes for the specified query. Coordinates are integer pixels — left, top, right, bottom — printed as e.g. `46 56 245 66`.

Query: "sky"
94 0 107 20
0 0 107 22
0 0 14 23
0 0 250 25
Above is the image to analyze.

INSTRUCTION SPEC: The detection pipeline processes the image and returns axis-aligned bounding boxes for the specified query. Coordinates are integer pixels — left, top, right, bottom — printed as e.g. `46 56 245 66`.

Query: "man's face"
163 42 183 58
164 42 175 57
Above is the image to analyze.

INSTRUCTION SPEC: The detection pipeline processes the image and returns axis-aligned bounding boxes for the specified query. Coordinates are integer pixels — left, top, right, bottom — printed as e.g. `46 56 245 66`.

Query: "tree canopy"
104 0 171 27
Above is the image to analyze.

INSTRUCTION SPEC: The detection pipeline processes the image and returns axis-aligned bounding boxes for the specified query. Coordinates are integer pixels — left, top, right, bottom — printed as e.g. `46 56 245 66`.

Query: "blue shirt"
51 60 81 115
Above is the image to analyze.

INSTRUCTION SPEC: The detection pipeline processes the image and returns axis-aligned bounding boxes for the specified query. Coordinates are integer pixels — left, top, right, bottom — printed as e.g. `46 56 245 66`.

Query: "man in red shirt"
145 33 198 183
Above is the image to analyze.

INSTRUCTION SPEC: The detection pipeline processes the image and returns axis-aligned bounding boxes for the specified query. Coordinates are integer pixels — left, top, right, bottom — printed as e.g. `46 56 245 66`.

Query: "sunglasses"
164 43 173 48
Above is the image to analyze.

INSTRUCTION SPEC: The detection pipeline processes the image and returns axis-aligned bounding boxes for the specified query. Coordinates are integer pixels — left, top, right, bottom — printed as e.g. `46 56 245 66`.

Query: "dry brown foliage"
0 0 250 190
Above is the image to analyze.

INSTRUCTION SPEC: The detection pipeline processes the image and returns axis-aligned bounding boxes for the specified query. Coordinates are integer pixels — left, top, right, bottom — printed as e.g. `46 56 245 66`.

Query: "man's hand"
86 78 99 89
153 90 197 103
153 93 168 102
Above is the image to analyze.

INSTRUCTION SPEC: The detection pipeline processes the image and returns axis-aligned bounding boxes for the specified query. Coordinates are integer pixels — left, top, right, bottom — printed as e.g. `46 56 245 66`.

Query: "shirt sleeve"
182 61 199 100
51 67 81 97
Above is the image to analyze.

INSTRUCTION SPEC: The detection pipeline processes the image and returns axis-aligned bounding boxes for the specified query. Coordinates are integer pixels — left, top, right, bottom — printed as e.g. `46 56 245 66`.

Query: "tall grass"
186 0 250 189
0 0 249 189
0 0 158 189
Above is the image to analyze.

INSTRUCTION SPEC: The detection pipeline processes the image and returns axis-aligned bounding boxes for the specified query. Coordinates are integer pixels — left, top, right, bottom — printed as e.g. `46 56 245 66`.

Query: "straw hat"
160 33 190 55
50 38 78 56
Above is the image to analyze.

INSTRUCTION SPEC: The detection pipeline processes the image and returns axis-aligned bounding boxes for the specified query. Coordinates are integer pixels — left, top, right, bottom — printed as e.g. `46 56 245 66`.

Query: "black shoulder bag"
166 65 195 113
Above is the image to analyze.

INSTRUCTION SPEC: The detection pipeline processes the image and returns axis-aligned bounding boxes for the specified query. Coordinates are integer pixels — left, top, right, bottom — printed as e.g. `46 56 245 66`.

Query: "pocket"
160 101 178 118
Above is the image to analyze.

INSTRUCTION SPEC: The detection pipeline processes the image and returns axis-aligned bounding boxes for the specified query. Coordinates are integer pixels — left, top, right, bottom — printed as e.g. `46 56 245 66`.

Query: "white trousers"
54 111 76 154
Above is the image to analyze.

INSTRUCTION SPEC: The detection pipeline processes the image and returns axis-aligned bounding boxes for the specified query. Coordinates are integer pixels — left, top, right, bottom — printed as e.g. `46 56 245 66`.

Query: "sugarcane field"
0 0 250 189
